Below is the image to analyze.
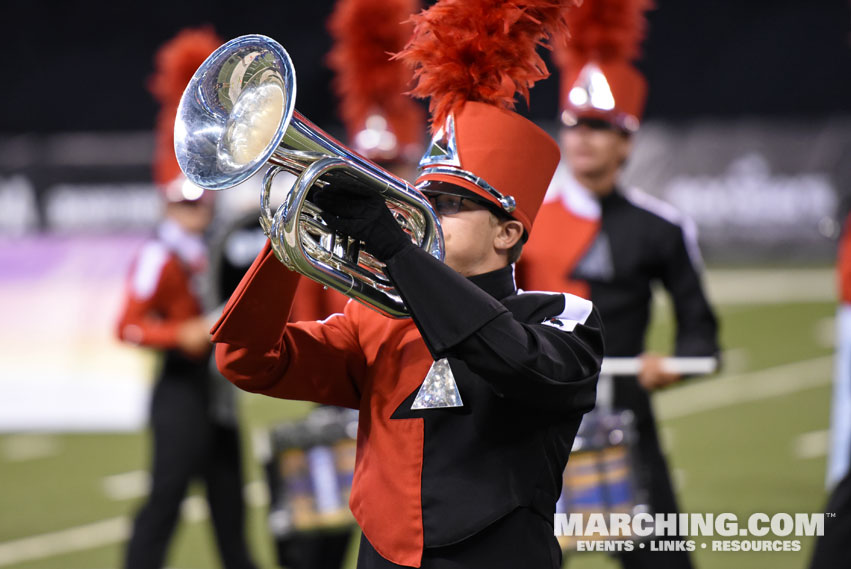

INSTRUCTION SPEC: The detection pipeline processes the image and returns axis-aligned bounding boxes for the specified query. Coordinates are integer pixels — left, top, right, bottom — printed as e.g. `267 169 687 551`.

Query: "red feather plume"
148 26 222 186
326 0 424 147
395 0 576 130
556 0 653 65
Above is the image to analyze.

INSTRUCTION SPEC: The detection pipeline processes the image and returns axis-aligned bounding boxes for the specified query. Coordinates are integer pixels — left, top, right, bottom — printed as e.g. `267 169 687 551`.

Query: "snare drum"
266 407 360 537
556 409 650 550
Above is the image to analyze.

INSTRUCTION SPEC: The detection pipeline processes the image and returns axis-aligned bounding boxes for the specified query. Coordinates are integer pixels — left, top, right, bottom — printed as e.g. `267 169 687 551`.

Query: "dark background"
3 0 850 134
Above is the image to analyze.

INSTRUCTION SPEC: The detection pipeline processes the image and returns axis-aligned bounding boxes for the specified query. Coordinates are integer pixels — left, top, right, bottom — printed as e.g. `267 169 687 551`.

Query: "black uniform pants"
124 376 256 569
613 378 692 569
275 528 353 569
356 506 562 569
809 469 851 567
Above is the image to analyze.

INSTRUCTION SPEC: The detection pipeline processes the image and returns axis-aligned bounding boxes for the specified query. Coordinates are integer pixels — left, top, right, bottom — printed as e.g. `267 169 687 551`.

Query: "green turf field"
0 268 838 569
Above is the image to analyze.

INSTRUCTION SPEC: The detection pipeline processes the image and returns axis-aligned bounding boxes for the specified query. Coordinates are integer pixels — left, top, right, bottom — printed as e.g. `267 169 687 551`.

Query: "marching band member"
211 1 603 567
827 210 851 489
517 1 719 567
116 27 257 569
808 210 851 567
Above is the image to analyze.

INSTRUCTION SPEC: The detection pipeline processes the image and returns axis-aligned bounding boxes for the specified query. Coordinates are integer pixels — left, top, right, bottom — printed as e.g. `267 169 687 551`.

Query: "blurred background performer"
115 27 258 569
212 1 603 567
287 0 424 326
808 210 851 568
269 3 425 567
517 0 719 567
827 210 851 490
326 0 425 179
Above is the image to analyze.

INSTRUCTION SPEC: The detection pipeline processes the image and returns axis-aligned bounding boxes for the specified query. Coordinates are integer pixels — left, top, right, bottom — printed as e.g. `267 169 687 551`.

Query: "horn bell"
175 35 296 190
174 35 444 319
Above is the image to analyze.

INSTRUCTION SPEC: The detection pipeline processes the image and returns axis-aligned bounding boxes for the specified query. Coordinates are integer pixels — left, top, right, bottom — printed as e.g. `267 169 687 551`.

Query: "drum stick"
600 357 718 377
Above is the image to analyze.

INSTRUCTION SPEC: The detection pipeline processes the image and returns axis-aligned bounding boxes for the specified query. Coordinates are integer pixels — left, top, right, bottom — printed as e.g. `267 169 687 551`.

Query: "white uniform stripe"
624 187 704 269
130 242 168 300
543 164 601 220
519 290 593 332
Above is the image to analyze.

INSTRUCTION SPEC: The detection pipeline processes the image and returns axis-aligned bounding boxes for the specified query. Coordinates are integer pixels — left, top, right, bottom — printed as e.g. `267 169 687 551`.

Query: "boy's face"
424 188 522 277
561 121 632 195
439 206 504 277
167 200 214 235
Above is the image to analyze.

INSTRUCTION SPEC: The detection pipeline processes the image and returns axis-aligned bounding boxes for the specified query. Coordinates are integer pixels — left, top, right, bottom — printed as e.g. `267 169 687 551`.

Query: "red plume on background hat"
556 0 653 132
396 0 575 233
327 0 425 164
149 26 222 202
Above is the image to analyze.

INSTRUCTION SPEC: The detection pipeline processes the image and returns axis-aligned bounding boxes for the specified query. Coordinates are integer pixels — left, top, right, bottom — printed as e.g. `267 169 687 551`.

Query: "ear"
494 219 524 253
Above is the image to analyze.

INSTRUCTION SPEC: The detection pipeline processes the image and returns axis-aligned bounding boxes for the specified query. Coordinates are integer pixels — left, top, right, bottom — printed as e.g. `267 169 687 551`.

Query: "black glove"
313 185 412 261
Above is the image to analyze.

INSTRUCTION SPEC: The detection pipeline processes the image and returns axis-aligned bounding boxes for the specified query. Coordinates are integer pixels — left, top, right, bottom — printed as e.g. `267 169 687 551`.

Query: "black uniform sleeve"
659 223 720 359
384 245 602 413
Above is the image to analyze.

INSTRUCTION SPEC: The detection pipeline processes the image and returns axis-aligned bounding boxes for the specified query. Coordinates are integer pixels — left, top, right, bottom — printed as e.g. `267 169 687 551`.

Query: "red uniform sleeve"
116 243 201 349
289 278 349 322
839 214 851 304
212 241 365 409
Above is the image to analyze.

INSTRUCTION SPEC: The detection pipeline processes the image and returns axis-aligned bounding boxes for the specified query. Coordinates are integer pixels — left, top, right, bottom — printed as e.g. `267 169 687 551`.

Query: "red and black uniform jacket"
116 220 210 378
519 173 718 360
212 241 603 567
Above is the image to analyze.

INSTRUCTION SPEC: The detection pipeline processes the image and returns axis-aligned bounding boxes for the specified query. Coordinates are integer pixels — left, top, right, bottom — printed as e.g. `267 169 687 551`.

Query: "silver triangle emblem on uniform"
411 358 464 410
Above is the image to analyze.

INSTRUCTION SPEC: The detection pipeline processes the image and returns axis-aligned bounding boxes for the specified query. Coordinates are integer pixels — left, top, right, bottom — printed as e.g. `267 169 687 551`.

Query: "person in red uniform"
116 27 257 569
209 2 603 567
808 210 851 568
518 1 719 567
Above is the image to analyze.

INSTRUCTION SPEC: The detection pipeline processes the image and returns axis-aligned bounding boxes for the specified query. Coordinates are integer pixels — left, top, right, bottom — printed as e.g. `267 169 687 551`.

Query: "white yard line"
794 430 830 460
180 495 209 523
0 434 60 462
0 480 268 566
654 355 833 421
815 316 836 349
101 470 149 501
244 479 270 507
703 267 834 305
0 517 130 567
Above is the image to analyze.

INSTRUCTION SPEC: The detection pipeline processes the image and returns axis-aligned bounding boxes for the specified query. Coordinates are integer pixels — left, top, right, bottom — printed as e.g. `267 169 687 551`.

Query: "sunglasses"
423 192 497 217
568 117 619 132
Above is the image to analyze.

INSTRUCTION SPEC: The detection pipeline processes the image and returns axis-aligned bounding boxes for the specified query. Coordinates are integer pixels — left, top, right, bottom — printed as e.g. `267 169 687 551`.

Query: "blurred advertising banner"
0 234 155 431
5 119 847 262
0 132 271 430
622 117 851 263
0 132 277 236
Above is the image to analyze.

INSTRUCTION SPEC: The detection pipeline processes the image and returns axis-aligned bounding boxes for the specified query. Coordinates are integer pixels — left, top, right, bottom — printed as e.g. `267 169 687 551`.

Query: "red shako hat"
149 26 222 203
556 0 653 132
327 0 425 164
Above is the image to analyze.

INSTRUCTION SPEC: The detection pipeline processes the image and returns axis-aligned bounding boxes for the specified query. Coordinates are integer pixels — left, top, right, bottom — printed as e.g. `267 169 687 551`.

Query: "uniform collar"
158 218 207 268
468 264 516 300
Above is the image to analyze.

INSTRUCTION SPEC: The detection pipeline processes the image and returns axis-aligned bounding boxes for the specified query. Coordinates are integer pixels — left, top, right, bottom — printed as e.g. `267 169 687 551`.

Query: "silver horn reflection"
175 34 443 318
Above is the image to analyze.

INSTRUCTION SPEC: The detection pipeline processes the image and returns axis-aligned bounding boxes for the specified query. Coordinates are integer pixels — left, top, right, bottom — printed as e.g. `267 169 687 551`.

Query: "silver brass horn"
175 34 443 318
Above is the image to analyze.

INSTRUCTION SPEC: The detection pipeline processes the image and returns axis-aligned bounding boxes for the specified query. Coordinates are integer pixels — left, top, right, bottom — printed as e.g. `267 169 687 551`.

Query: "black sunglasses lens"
426 193 462 215
574 117 615 131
